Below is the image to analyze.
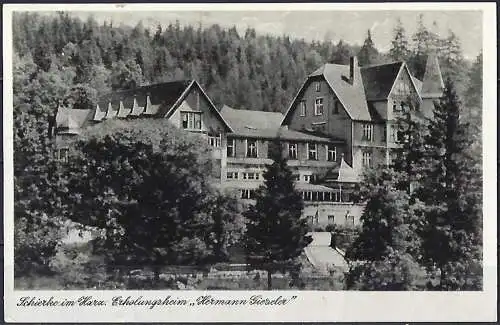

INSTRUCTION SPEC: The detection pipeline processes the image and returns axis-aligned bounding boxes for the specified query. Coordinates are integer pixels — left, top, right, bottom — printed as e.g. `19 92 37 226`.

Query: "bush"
345 253 423 290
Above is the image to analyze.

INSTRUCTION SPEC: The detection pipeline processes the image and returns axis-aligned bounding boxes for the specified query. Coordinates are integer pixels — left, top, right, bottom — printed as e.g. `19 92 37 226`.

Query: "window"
362 151 372 168
299 101 306 116
243 172 259 180
226 172 239 180
333 101 340 114
314 98 324 115
315 82 321 92
246 139 257 158
293 174 300 182
327 145 336 161
181 111 202 130
393 102 398 112
362 123 373 141
400 102 406 111
208 135 221 148
305 191 312 201
328 215 335 224
308 143 318 160
303 175 312 183
241 189 256 199
227 139 235 157
389 151 398 165
288 143 298 160
390 125 399 142
383 125 387 142
56 148 69 162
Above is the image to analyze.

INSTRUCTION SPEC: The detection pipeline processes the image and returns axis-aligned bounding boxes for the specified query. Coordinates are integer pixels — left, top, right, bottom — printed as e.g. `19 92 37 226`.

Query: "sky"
67 9 483 59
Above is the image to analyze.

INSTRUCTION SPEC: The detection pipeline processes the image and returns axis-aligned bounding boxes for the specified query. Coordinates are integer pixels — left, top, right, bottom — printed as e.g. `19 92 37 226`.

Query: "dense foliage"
244 138 312 289
346 79 482 290
57 120 244 278
13 12 475 114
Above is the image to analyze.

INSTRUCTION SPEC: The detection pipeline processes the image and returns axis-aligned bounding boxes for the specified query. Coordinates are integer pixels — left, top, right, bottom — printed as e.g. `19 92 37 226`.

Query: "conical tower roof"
421 52 444 98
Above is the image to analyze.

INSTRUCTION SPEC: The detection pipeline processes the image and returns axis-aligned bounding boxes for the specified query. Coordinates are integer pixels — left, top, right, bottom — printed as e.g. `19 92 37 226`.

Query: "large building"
52 55 444 229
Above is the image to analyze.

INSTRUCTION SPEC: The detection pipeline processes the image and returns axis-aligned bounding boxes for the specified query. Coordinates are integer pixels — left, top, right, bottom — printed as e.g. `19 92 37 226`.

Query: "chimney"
349 56 358 84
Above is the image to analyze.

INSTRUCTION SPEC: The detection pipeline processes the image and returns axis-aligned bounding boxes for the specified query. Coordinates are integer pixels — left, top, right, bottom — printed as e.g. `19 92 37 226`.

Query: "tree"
244 137 312 290
419 78 482 290
357 29 381 66
60 119 242 280
464 51 482 122
389 18 410 62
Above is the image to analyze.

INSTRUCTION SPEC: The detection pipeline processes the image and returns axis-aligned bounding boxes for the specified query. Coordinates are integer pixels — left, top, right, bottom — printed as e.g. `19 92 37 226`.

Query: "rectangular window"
333 101 340 114
393 102 398 112
383 125 387 142
246 139 257 158
241 189 256 199
208 135 221 148
390 125 399 142
226 172 238 180
305 191 312 201
308 143 318 160
400 102 406 111
288 143 298 160
303 175 311 183
328 215 335 224
299 101 306 116
57 148 69 162
242 172 260 180
181 111 202 130
327 145 336 161
227 139 235 157
362 123 373 141
315 82 321 92
314 98 324 116
293 174 300 182
362 151 372 168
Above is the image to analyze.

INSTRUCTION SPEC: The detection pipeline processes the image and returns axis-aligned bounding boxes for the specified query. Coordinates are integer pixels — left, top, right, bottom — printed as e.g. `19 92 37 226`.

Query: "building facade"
53 55 444 229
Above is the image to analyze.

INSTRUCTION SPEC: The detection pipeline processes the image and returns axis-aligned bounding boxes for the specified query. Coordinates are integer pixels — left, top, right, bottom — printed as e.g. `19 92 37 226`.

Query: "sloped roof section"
421 53 445 97
56 107 93 134
360 62 403 101
220 104 283 131
309 63 371 121
98 80 192 119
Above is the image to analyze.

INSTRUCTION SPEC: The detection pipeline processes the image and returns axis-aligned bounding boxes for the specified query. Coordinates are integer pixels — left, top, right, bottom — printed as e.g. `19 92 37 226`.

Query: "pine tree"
389 18 410 62
419 78 482 290
358 29 380 66
244 137 312 289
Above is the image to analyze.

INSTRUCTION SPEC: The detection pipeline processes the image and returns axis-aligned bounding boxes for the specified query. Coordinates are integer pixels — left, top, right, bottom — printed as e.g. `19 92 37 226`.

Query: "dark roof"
220 105 283 131
360 62 403 101
308 63 371 121
96 80 192 119
228 127 342 143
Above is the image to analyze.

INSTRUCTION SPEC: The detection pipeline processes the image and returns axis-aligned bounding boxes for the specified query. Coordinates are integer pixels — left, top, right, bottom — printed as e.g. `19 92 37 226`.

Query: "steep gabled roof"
360 61 403 101
299 63 371 121
220 104 283 131
56 107 93 134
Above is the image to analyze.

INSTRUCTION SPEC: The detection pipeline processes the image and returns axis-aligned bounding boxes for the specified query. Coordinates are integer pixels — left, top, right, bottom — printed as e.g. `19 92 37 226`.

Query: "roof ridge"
360 61 403 69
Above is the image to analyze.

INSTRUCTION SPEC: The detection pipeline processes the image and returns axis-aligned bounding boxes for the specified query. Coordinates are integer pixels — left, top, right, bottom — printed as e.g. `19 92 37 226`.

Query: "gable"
360 62 403 101
165 81 233 133
388 64 421 103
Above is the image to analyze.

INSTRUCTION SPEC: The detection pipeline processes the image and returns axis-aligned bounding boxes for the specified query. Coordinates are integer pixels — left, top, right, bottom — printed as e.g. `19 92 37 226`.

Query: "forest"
13 12 482 117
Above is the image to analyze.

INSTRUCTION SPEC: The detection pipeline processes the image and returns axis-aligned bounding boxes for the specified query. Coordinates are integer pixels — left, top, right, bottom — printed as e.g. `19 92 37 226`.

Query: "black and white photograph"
3 2 497 323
